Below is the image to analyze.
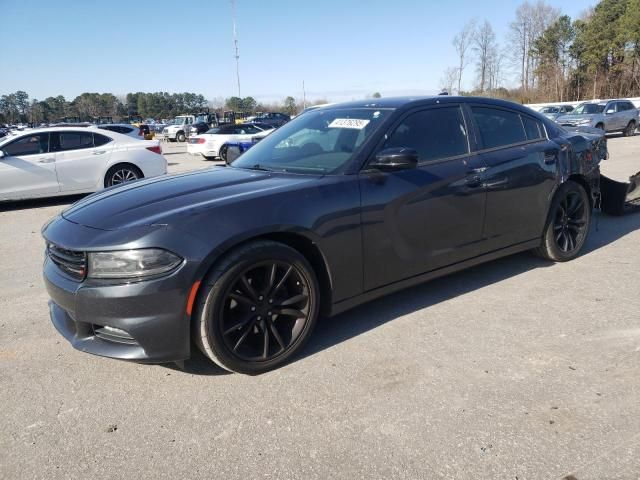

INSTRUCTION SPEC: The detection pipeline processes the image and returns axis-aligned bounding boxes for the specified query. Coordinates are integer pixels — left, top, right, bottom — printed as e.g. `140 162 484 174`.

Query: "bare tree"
474 20 497 93
452 20 477 94
439 67 459 95
509 1 559 93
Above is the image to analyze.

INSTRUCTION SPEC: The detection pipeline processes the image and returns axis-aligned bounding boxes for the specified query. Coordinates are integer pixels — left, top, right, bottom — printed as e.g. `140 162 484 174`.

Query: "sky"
0 0 595 104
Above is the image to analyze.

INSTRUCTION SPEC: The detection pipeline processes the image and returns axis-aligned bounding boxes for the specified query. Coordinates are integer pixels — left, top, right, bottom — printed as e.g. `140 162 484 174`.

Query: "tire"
623 120 636 137
534 180 591 262
595 123 605 131
219 144 229 162
193 240 320 374
104 164 143 188
176 131 186 142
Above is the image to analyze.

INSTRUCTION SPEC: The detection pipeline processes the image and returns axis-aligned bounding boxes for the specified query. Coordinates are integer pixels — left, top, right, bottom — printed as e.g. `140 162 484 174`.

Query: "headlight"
88 248 182 279
577 118 592 125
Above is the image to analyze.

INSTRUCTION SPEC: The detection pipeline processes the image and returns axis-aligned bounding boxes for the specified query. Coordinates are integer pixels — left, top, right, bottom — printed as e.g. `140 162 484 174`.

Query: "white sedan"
0 127 167 201
187 123 274 160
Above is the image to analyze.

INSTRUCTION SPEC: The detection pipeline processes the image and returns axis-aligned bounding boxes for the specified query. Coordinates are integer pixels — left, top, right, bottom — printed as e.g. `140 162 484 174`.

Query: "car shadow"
161 348 232 376
296 210 640 365
0 194 87 212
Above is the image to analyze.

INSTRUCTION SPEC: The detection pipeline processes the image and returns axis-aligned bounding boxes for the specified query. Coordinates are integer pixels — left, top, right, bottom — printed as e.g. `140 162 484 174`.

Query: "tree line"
443 0 640 103
0 91 311 124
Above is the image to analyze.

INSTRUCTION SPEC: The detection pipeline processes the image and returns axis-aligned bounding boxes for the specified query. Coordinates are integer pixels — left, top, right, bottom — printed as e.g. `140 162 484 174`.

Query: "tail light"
146 145 162 154
189 138 206 144
197 138 206 144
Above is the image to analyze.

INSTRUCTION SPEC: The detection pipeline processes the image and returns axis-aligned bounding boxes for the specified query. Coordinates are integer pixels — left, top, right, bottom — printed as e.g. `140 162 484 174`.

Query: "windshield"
205 127 221 134
230 108 391 174
172 117 187 125
572 103 605 115
541 106 559 113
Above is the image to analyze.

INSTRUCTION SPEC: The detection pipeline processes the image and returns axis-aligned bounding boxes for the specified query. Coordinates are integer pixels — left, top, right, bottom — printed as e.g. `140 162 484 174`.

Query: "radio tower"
231 0 241 98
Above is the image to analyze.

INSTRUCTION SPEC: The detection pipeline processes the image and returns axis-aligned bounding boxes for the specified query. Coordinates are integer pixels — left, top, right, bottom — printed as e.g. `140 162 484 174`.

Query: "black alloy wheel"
194 241 319 374
534 180 591 262
552 191 588 253
220 261 311 362
105 165 142 187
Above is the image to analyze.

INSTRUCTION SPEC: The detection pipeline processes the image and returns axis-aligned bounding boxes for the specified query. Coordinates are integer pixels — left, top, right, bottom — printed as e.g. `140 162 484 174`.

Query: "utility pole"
231 0 241 98
302 80 306 110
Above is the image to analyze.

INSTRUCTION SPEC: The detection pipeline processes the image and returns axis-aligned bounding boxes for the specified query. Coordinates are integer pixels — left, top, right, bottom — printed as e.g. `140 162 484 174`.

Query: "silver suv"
556 99 638 136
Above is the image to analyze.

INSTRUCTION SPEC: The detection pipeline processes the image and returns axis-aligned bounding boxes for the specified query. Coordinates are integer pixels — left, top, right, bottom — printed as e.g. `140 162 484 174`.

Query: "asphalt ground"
1 135 639 479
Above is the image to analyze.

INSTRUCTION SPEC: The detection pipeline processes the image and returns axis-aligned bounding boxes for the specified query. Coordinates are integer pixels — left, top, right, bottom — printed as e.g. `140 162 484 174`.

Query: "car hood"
62 167 318 230
556 114 595 123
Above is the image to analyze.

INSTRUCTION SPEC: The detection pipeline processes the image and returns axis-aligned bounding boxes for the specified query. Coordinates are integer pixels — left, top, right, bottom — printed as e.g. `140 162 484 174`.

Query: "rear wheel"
535 180 591 262
176 131 186 142
193 241 320 374
623 120 636 137
104 164 143 187
219 144 228 162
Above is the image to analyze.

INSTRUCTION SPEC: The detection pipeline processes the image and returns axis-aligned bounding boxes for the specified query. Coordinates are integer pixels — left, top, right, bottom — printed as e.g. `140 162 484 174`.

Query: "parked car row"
536 98 639 136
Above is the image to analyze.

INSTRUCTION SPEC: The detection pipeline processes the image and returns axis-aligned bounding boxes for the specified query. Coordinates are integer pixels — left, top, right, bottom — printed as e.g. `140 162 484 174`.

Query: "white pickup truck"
161 115 196 142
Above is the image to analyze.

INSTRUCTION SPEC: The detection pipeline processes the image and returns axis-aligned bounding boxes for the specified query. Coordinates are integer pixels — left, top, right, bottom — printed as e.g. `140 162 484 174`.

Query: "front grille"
47 243 86 280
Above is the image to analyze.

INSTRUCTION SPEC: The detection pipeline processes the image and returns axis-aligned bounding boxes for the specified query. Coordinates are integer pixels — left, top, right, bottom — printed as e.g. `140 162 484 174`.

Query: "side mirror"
369 147 418 171
606 109 615 115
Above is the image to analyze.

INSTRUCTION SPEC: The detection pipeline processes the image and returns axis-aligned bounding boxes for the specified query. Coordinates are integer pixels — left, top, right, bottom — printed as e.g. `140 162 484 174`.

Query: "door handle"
38 157 55 164
465 166 488 188
93 150 107 155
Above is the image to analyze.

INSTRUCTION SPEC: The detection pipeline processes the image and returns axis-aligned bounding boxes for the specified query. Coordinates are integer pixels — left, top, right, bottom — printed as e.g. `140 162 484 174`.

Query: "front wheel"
193 241 320 374
534 180 591 262
623 121 636 137
176 132 186 142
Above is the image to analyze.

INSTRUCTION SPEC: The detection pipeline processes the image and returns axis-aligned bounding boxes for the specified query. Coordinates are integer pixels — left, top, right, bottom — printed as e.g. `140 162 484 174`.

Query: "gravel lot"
1 136 639 480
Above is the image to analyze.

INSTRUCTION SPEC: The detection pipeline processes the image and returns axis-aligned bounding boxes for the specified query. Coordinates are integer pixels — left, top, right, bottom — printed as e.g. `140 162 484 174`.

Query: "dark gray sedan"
42 96 606 374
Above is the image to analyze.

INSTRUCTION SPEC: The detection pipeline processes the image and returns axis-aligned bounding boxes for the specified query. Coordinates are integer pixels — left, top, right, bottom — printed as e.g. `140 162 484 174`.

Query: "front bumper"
43 253 192 363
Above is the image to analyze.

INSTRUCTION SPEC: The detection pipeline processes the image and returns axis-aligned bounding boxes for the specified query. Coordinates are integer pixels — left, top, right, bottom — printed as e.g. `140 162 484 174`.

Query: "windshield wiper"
246 164 273 172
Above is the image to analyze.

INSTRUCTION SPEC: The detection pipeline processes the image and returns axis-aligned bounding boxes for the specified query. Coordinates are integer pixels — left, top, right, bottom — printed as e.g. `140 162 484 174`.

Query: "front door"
359 105 488 291
0 132 59 200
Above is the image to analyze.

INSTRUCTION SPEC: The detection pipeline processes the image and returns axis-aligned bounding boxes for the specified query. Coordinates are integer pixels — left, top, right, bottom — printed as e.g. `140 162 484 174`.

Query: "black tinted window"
384 106 469 162
93 133 112 147
3 133 50 156
472 107 527 149
522 116 543 140
58 132 94 151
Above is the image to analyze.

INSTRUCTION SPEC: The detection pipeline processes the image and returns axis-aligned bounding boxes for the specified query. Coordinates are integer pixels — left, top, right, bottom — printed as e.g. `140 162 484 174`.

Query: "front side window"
231 108 391 174
2 133 50 156
384 106 469 162
57 132 94 151
472 106 527 149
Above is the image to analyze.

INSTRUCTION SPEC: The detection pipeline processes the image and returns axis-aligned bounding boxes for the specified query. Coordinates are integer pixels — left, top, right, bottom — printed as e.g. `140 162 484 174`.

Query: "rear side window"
521 116 543 140
3 133 50 156
93 133 112 147
472 107 527 149
384 106 469 163
57 132 94 151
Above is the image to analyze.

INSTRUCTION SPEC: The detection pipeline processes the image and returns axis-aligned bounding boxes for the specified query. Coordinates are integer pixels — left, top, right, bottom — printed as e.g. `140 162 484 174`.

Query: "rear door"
52 131 114 192
0 132 59 200
359 104 488 290
469 105 557 250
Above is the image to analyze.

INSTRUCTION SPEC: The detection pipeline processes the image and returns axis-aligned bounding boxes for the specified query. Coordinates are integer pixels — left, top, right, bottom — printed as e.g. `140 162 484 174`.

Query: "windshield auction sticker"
328 118 370 130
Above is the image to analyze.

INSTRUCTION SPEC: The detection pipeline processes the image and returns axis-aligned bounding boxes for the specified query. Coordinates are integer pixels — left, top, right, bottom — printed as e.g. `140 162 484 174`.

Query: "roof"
320 95 537 114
